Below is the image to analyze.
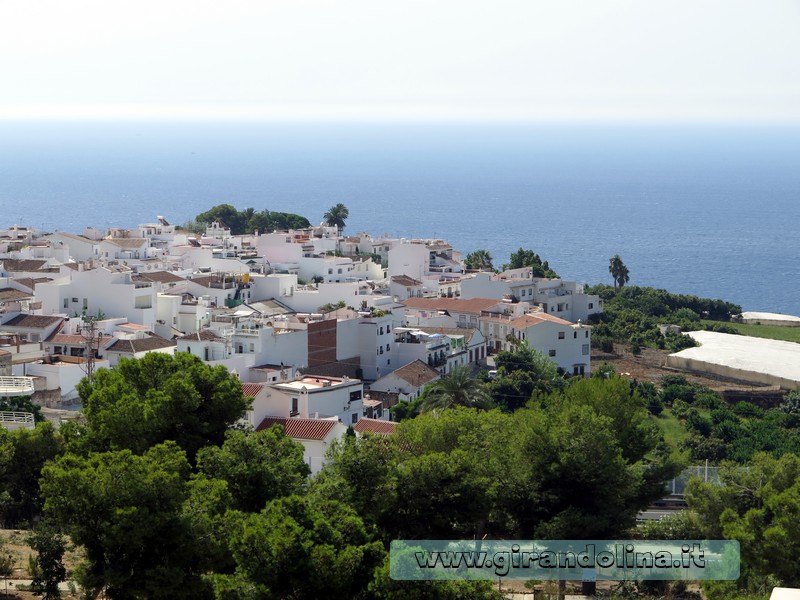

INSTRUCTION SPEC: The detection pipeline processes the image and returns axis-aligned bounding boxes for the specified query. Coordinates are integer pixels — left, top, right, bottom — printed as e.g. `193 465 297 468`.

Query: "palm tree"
323 203 349 232
608 254 630 290
464 249 493 271
420 365 493 411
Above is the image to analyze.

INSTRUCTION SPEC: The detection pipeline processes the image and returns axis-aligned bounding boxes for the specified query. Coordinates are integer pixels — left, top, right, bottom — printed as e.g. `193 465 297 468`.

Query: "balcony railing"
0 376 35 397
0 411 35 430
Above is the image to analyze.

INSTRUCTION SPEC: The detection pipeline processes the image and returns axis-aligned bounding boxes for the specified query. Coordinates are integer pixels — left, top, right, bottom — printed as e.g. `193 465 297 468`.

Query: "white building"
369 359 440 402
460 270 603 322
263 374 365 425
507 313 592 376
37 265 158 326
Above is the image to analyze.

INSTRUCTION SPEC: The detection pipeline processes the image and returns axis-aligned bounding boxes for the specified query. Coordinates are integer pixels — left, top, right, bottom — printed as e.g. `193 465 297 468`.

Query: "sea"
1 120 798 315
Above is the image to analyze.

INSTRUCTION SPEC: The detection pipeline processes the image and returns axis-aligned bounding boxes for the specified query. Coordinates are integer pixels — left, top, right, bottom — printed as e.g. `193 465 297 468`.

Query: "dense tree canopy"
76 352 251 461
464 249 493 271
688 453 800 596
194 204 310 235
503 248 558 278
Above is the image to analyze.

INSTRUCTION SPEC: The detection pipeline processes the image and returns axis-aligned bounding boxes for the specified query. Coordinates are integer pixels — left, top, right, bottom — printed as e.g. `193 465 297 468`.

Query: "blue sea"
1 120 798 315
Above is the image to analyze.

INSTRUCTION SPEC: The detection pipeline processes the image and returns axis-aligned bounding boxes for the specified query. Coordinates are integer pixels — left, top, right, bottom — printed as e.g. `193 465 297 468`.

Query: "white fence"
0 376 35 396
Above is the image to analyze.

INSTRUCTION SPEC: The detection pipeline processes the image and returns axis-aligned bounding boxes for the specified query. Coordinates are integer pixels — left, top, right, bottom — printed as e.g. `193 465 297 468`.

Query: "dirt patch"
592 345 771 393
0 529 81 599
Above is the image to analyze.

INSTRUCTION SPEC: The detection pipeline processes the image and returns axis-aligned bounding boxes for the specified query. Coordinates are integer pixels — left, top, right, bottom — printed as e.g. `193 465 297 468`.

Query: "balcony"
0 411 35 431
0 376 35 397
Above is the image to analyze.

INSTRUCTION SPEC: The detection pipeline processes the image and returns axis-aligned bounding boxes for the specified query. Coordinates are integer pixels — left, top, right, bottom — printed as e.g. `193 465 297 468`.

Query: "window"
350 390 362 401
337 268 342 274
574 331 577 339
328 268 333 274
380 347 383 354
249 343 254 352
588 302 594 309
585 331 589 338
386 325 391 334
582 344 590 355
386 343 390 351
63 298 69 309
72 298 78 303
83 298 88 309
53 346 63 355
379 326 384 335
351 413 359 424
291 397 298 415
558 332 565 340
549 349 556 357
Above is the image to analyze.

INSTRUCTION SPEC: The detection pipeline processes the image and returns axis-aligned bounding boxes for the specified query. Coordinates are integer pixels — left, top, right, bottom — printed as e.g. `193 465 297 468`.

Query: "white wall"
388 243 428 280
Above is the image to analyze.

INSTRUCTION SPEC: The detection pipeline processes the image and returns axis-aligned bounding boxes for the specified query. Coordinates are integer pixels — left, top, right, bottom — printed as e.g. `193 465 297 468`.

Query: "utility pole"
79 318 104 383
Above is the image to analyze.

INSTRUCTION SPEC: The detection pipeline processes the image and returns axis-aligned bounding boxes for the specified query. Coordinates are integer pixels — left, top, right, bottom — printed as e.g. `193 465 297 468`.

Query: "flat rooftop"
671 331 800 387
277 376 356 391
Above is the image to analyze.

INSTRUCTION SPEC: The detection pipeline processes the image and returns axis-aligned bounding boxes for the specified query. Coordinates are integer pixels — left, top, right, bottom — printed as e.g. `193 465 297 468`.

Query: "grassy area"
701 320 800 344
651 409 689 449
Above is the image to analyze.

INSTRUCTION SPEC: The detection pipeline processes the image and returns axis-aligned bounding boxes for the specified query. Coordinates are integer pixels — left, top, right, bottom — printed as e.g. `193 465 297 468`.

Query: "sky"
1 0 799 121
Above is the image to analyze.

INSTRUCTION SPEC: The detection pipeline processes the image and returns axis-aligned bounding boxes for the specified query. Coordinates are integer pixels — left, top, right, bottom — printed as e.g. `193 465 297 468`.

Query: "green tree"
490 342 564 410
608 254 630 290
196 428 310 513
0 422 63 526
195 205 310 235
210 495 384 599
503 248 558 278
323 203 349 231
420 365 493 411
41 442 209 599
76 352 251 461
502 398 678 539
687 453 800 595
27 522 68 600
195 204 246 234
464 249 493 271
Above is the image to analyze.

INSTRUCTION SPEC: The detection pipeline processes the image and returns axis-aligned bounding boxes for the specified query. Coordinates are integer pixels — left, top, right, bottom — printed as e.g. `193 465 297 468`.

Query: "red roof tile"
403 297 502 314
241 383 265 398
353 418 397 436
256 417 338 441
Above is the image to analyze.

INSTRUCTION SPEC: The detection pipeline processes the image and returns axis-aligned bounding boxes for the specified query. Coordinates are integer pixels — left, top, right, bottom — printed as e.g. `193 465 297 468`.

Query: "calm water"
1 121 798 314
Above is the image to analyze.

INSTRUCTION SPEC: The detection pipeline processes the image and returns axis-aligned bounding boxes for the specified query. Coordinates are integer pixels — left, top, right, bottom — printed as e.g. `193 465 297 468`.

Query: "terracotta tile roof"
511 313 575 328
402 297 502 314
2 259 48 272
47 333 91 345
132 271 185 284
241 383 265 398
177 329 223 341
105 237 148 249
391 359 440 386
256 416 338 440
105 335 176 354
354 418 397 436
0 288 33 301
50 231 95 243
2 314 64 329
391 275 423 287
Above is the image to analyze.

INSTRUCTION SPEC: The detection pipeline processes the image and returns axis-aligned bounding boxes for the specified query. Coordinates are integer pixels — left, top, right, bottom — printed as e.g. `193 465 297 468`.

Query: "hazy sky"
1 0 798 121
